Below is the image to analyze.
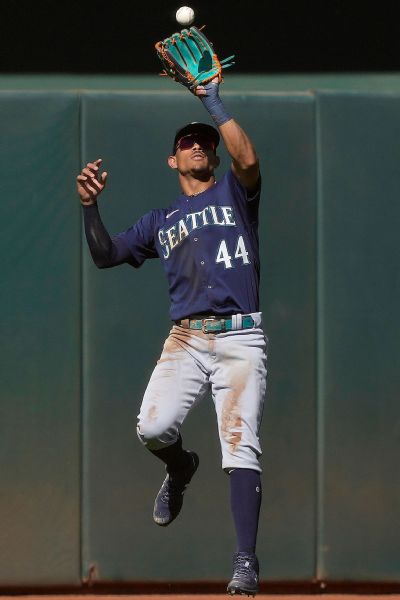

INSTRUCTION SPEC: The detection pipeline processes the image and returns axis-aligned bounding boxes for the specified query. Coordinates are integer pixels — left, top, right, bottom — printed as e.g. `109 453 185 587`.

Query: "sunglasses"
176 134 216 153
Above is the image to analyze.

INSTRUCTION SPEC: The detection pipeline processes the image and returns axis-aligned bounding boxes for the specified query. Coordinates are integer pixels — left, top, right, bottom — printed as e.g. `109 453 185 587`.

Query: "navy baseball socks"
150 435 199 526
227 469 262 596
150 441 260 594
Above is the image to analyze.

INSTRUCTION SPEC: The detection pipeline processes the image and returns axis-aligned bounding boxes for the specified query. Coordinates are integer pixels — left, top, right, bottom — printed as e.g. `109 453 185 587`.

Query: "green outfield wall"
0 76 399 587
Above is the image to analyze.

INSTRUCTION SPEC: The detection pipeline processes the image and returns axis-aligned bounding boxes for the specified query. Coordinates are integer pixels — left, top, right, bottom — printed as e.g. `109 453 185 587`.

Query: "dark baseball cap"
172 122 220 154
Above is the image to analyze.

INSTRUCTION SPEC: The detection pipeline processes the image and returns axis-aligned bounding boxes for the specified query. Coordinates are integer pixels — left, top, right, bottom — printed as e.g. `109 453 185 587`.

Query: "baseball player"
77 75 267 595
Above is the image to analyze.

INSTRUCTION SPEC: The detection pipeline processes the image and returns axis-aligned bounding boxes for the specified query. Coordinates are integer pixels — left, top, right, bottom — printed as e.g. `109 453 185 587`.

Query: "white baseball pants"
137 312 268 472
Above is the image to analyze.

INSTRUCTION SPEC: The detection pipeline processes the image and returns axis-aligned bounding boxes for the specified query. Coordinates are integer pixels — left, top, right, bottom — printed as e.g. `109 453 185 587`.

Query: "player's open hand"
77 159 108 205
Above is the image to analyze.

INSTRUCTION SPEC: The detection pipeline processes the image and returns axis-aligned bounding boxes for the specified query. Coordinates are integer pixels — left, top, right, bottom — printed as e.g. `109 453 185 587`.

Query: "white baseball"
176 6 195 26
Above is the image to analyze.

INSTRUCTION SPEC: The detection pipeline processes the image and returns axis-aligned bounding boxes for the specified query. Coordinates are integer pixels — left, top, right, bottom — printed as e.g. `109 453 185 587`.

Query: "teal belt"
176 315 254 334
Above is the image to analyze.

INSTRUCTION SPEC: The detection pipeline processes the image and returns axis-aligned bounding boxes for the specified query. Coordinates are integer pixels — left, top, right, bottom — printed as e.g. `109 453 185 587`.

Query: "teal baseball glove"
155 26 235 91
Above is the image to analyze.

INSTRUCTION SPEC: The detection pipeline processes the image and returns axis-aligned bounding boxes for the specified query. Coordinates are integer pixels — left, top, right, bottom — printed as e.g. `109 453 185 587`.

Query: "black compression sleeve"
82 203 130 268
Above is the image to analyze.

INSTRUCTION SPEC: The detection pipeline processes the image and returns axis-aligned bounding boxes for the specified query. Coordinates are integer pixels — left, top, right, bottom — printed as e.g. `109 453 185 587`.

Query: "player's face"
169 134 219 176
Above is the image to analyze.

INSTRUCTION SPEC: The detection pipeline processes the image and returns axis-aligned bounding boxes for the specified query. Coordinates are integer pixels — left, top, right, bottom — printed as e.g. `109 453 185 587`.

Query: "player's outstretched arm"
218 117 259 190
77 159 131 269
196 80 260 191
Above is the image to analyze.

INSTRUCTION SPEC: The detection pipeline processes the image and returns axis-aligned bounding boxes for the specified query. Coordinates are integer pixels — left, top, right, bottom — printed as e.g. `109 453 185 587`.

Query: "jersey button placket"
194 234 212 292
192 234 206 270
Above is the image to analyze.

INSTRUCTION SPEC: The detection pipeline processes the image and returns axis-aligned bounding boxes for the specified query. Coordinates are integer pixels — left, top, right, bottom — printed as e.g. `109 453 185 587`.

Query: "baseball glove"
155 26 235 91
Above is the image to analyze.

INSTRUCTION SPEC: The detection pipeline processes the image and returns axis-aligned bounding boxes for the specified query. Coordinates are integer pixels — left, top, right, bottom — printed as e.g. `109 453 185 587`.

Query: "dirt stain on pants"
220 362 250 454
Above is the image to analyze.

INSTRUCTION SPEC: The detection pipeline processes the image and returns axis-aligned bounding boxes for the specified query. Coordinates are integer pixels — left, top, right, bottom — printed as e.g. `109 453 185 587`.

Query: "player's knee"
136 419 174 448
137 422 162 445
221 445 262 473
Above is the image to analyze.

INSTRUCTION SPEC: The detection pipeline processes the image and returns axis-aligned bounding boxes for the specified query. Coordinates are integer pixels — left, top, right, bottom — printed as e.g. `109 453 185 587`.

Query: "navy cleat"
153 451 199 526
227 552 259 596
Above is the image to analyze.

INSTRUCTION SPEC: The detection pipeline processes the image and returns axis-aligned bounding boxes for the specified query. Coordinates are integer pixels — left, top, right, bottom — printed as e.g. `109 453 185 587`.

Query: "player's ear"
168 155 178 170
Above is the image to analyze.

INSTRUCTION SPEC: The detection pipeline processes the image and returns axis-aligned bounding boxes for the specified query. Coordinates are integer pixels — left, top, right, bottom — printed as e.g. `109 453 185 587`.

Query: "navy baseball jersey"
111 169 261 321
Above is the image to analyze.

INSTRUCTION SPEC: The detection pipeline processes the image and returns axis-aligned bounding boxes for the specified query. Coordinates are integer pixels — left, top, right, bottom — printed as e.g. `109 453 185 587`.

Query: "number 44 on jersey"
216 235 250 269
